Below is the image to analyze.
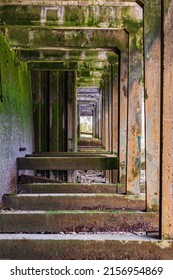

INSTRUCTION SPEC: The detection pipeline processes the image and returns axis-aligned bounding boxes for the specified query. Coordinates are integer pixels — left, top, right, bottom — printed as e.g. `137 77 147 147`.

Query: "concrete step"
0 210 158 233
17 156 118 170
0 233 172 260
17 183 120 194
27 152 112 157
3 193 145 211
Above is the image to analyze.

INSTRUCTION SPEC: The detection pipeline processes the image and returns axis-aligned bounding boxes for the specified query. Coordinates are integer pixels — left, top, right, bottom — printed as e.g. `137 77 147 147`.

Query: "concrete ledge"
17 183 118 194
2 194 145 211
0 210 158 233
28 152 112 156
17 156 118 170
0 234 172 260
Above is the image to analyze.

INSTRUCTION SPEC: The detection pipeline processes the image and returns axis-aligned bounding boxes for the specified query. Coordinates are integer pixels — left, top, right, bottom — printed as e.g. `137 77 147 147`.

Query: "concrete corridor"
0 0 173 259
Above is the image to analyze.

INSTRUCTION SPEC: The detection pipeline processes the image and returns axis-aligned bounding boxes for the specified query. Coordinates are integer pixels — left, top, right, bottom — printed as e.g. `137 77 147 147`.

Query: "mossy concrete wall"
0 32 33 206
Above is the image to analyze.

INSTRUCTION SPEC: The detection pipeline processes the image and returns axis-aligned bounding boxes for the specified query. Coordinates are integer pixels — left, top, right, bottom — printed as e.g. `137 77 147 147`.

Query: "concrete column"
92 107 96 138
119 52 128 189
101 84 105 148
161 0 173 239
77 103 80 139
67 71 77 182
49 71 60 152
126 45 143 194
31 71 42 152
111 62 119 184
59 71 67 153
104 76 110 151
67 71 77 152
144 0 161 211
98 91 102 140
95 102 99 139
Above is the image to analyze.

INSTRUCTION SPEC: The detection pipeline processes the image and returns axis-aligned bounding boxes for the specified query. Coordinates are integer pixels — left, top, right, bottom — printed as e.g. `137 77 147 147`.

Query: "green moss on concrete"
0 5 41 26
144 0 161 50
0 32 33 201
165 0 172 12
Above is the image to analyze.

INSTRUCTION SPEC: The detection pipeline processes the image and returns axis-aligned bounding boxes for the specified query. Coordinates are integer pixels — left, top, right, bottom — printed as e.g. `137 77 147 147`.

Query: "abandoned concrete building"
0 0 173 260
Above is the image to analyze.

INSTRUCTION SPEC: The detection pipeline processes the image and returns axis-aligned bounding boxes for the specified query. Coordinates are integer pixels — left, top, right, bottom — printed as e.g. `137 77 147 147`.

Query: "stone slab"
0 233 173 260
0 210 159 233
17 183 118 194
2 193 145 211
17 156 118 170
26 152 112 157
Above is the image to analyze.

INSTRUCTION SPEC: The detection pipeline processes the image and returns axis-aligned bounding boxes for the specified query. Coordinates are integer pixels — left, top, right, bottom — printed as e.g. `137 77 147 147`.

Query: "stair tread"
0 210 149 214
0 233 158 241
5 193 145 199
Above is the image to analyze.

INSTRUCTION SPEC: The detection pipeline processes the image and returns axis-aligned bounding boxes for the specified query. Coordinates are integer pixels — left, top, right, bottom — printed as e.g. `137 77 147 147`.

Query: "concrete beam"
28 61 78 71
6 27 128 51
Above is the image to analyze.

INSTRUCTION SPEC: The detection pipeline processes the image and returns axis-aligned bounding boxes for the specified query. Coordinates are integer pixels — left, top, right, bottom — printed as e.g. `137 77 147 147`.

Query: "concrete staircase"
0 153 172 260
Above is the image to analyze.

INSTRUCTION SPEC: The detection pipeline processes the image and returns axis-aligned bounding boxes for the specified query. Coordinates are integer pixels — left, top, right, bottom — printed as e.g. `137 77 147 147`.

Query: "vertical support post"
98 91 102 140
161 0 173 238
31 71 42 152
119 52 128 189
126 41 143 194
49 71 60 152
77 103 80 139
67 71 77 182
144 0 161 210
67 71 77 152
101 83 105 149
104 76 110 151
92 106 96 138
111 60 119 184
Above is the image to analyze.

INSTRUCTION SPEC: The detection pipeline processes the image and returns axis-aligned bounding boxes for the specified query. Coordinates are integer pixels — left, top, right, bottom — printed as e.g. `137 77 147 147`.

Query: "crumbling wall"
0 32 34 205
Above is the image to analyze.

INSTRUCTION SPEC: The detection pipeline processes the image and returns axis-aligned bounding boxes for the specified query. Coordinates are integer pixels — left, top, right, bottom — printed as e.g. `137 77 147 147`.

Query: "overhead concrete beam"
6 27 128 52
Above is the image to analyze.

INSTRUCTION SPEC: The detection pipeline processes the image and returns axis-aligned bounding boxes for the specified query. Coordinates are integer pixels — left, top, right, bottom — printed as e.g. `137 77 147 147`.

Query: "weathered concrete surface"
2 193 145 211
0 210 159 233
17 156 118 170
144 0 161 211
6 27 128 51
17 183 118 194
161 0 173 239
127 51 142 194
119 52 128 187
0 32 33 204
1 234 173 260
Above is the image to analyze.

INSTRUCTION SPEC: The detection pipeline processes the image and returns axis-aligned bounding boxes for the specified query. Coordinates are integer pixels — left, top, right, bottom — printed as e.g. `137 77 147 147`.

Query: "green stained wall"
0 32 34 205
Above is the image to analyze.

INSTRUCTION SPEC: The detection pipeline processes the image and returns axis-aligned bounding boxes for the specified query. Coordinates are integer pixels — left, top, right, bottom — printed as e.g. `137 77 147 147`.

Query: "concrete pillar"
95 102 99 139
126 42 143 194
111 62 119 184
101 83 105 149
119 52 129 189
49 71 60 152
104 76 110 151
144 0 161 211
161 0 173 239
67 71 77 152
98 91 102 140
67 71 77 182
31 71 42 152
92 107 96 138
